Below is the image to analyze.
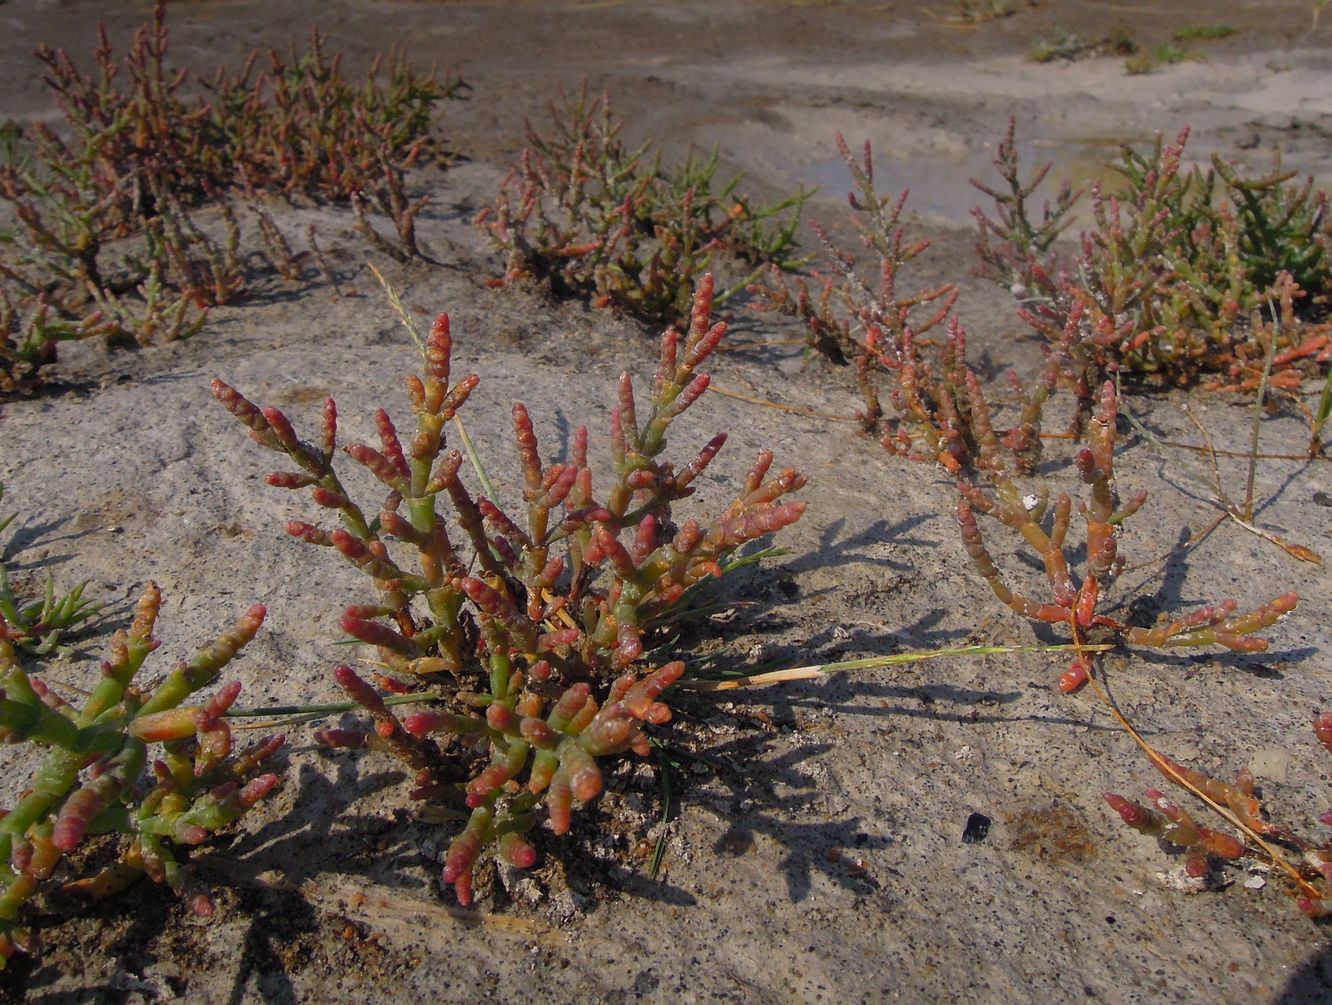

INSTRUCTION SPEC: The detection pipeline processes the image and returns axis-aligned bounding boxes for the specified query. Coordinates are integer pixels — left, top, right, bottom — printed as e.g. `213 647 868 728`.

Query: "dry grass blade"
1120 393 1322 565
678 643 1112 691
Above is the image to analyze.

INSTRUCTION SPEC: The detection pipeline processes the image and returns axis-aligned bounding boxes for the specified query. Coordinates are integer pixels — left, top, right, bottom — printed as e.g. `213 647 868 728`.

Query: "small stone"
961 812 991 844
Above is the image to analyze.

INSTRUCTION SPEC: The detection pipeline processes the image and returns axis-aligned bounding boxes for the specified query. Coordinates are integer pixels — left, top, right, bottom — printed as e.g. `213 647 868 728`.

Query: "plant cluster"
476 84 809 327
955 379 1298 692
1105 714 1332 916
952 0 1036 23
0 1 462 393
1171 23 1238 42
0 486 99 657
754 133 1299 693
1028 21 1236 73
0 581 282 965
973 121 1332 394
747 125 1311 913
1122 41 1201 75
213 275 806 903
1028 24 1138 64
751 133 1055 474
1 45 1326 973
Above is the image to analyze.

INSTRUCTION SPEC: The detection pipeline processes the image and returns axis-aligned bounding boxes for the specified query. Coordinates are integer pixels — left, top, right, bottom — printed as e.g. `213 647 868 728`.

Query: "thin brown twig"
1120 394 1323 564
708 383 859 422
1120 511 1227 575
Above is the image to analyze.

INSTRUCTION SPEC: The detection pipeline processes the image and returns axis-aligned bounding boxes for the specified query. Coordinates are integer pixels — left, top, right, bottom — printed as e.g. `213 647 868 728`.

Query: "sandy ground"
2 1 1331 1002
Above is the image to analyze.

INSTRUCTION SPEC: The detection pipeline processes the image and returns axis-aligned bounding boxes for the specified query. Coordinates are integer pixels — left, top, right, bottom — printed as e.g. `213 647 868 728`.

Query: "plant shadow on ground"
1279 946 1332 1004
197 755 429 1004
0 882 180 1004
220 754 431 893
668 654 1124 906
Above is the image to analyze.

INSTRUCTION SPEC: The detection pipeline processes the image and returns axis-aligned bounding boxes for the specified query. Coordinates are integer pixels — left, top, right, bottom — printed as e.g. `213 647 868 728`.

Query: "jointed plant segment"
214 275 805 902
0 584 282 966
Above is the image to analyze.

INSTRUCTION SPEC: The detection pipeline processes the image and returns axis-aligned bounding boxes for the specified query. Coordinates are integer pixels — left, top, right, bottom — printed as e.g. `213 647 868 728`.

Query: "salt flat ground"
1 2 1330 1002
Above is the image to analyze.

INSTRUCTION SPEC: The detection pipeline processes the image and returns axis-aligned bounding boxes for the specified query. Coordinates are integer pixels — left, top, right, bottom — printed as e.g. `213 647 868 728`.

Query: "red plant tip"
191 893 217 918
1318 810 1332 829
260 405 295 443
450 871 474 906
51 818 87 854
538 628 580 650
442 831 482 887
239 774 280 807
499 831 537 869
427 313 452 384
311 487 349 509
486 703 519 733
286 520 327 545
1058 659 1091 693
1103 792 1149 828
340 612 417 657
266 471 312 489
1315 713 1332 755
460 576 503 609
1074 447 1096 480
403 711 444 738
130 706 201 742
314 728 369 749
1300 898 1332 919
179 825 209 846
1203 830 1245 860
210 680 243 715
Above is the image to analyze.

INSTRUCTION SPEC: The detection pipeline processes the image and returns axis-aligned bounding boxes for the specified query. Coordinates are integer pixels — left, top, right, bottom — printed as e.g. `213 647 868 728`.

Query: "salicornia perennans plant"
955 379 1298 691
972 121 1332 397
0 1 464 393
477 83 809 327
752 133 1060 475
213 274 806 903
0 582 283 966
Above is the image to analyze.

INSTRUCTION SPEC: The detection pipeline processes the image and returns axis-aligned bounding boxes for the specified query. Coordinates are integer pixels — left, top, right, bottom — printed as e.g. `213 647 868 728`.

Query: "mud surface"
2 2 1331 1002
